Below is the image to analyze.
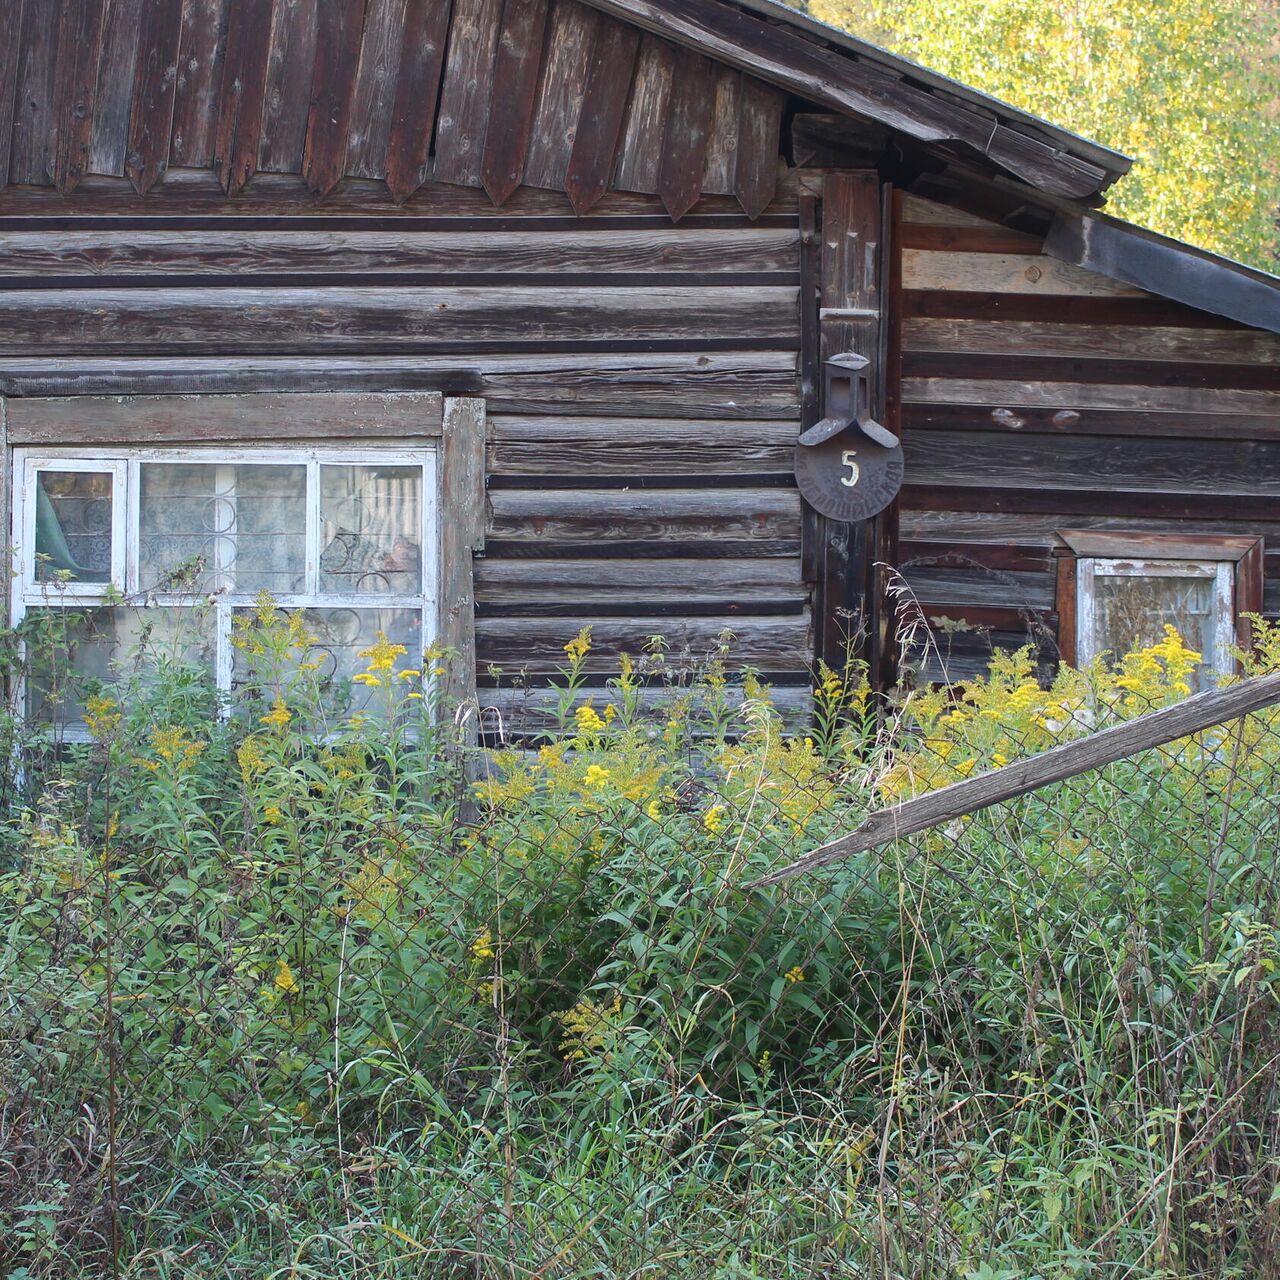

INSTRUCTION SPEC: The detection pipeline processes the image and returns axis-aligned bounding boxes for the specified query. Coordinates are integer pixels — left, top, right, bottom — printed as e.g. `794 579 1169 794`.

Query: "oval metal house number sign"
794 432 904 523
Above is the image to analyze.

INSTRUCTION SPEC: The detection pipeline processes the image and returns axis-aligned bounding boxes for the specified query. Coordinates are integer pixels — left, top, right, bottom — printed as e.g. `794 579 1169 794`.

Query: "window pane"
25 605 216 725
319 465 422 595
232 606 420 715
140 463 307 594
1093 573 1218 689
34 470 113 585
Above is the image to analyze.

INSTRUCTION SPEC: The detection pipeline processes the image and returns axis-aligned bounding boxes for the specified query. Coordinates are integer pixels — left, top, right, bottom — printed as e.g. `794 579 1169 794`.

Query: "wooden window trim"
1054 529 1265 672
2 391 485 715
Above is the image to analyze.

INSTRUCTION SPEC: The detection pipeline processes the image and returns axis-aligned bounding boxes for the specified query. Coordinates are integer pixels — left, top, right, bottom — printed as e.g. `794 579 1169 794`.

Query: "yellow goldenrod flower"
470 928 496 961
85 694 122 738
784 965 805 984
352 673 382 687
358 632 409 674
274 958 300 994
264 804 284 826
260 697 292 730
395 668 422 681
703 804 726 834
405 691 424 701
563 627 592 663
583 764 611 789
647 800 661 822
575 703 605 734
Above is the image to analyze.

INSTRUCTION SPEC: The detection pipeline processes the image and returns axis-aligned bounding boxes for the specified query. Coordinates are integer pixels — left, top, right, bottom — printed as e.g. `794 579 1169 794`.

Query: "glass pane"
319 465 422 595
232 606 420 716
1092 572 1218 689
34 470 113 585
25 605 216 726
139 463 307 594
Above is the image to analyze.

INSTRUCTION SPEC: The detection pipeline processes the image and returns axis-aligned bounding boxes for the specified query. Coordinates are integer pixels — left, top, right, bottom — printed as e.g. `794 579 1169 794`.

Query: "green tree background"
801 0 1280 271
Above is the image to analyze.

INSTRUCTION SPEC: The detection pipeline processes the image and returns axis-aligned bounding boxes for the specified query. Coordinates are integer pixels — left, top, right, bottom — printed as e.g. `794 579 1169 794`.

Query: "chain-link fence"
3 608 1280 1279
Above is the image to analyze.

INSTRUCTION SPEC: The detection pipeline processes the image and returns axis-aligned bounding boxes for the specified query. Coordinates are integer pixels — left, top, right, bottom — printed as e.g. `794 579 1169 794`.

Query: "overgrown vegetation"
2 601 1280 1277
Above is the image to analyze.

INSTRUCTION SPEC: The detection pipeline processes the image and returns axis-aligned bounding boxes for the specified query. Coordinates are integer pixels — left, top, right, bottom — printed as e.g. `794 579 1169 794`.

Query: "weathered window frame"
1 392 485 720
1054 530 1264 674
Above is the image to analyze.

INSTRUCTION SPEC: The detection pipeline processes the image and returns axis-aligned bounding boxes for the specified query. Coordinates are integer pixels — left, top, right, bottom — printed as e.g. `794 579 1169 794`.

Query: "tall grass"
1 606 1278 1278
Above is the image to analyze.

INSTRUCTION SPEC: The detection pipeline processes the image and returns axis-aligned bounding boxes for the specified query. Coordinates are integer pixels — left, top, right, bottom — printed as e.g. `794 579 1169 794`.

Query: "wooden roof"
0 0 1132 216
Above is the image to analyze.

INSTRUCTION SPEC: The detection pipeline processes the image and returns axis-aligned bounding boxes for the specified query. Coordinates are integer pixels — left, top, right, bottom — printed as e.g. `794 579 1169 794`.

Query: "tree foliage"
804 0 1280 270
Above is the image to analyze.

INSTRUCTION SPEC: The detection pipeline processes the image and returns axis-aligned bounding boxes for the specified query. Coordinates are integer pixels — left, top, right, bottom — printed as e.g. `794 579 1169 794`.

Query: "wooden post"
812 170 884 680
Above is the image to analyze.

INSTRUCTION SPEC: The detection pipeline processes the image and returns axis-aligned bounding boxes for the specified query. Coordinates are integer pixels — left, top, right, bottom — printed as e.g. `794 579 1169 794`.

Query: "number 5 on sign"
840 449 860 487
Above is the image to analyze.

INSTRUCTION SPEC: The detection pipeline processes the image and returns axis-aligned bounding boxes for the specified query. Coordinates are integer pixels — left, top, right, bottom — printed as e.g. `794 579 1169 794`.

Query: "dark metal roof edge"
732 0 1134 180
1044 209 1280 337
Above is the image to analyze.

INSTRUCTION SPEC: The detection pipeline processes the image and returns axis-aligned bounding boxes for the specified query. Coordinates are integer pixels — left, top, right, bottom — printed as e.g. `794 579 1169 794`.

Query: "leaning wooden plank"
0 0 26 184
563 17 639 214
213 0 274 194
8 0 59 186
0 226 800 277
127 0 186 192
344 0 407 179
169 0 229 168
433 0 503 188
383 0 451 201
656 44 716 220
521 0 597 193
258 0 318 174
5 390 444 444
88 0 145 174
612 32 673 193
754 670 1280 885
52 0 106 192
732 74 782 219
302 0 370 195
480 0 551 204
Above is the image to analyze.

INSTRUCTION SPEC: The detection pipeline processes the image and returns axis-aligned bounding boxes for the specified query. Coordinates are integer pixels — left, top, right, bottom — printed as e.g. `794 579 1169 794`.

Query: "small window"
10 446 439 734
1057 531 1264 690
1077 558 1234 688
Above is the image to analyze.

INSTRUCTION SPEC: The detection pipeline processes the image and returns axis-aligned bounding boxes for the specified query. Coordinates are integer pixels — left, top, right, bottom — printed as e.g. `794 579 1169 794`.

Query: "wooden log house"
1 0 1278 734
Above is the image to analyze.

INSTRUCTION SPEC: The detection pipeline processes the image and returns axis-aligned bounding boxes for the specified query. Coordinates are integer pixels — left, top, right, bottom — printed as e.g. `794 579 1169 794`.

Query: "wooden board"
521 0 597 193
126 0 185 193
344 0 407 180
432 0 503 188
478 0 550 204
656 44 716 220
0 283 799 352
612 32 673 193
213 0 273 194
8 0 59 186
258 0 319 174
301 0 369 195
51 0 107 193
902 249 1145 298
0 0 26 185
169 0 228 168
0 226 800 278
4 390 444 443
0 350 802 418
382 0 450 202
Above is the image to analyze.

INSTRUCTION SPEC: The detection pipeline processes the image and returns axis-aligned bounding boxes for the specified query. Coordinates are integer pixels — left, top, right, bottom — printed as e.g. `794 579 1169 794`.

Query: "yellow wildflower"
352 673 382 687
647 800 662 821
992 751 1009 768
563 627 592 663
264 804 284 826
470 928 496 961
575 703 606 734
85 694 122 738
784 966 805 984
395 668 422 682
703 804 726 834
148 725 206 772
274 959 300 994
358 632 409 674
260 698 292 730
583 764 611 789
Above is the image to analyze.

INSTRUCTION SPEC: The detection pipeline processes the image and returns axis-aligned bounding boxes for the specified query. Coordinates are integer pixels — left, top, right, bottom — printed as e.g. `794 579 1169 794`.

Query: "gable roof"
1 0 1129 214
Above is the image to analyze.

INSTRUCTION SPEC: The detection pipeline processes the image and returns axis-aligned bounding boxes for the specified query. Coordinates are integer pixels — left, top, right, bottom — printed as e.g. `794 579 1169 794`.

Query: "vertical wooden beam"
798 187 821 588
127 0 185 193
1055 553 1079 668
480 0 551 205
213 0 273 195
440 396 486 723
0 0 26 185
383 0 451 202
1235 536 1265 663
0 397 9 631
813 170 883 681
52 0 107 193
563 18 639 214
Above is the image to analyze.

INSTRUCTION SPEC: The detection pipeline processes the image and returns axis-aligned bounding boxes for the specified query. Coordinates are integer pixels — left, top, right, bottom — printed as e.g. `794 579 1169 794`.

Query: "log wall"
0 177 808 729
896 194 1280 680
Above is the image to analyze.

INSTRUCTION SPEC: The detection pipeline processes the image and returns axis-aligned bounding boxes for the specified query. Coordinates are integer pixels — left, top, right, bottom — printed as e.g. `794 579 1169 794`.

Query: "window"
1056 531 1264 690
10 446 439 733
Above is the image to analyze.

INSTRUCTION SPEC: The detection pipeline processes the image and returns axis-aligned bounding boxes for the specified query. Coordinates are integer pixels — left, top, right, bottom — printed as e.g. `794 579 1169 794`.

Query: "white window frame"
10 443 440 735
1076 556 1236 676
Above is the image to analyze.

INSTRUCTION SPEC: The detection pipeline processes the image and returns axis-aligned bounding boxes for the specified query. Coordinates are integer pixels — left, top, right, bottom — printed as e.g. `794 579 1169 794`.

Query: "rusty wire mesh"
2 606 1280 1279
